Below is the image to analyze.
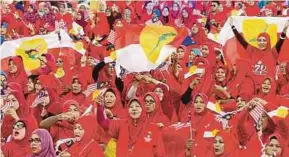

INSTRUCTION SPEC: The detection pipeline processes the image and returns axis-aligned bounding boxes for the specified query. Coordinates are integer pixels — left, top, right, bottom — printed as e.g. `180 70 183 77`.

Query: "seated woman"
97 97 165 157
58 116 104 157
1 117 38 157
28 129 56 157
144 92 170 128
1 90 30 142
39 100 81 143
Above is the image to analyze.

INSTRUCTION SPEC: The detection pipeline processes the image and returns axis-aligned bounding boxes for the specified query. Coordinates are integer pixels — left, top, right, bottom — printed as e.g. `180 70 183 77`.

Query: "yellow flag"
140 26 177 63
242 19 277 48
15 38 48 70
105 138 116 157
189 66 198 74
277 108 288 118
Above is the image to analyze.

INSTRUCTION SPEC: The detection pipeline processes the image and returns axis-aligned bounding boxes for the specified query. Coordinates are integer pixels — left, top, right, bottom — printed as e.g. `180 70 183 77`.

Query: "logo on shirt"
253 60 267 75
143 131 152 143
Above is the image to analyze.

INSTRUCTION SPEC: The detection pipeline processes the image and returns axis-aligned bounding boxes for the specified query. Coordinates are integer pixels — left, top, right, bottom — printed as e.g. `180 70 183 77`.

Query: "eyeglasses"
13 123 25 129
29 138 41 143
145 100 155 104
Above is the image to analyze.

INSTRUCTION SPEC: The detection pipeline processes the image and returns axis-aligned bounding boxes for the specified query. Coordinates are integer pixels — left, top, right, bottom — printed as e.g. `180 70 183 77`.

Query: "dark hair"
212 1 220 5
28 75 39 83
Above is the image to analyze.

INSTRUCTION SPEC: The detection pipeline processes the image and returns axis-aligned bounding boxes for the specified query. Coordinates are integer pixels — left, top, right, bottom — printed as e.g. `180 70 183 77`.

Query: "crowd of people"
1 0 289 157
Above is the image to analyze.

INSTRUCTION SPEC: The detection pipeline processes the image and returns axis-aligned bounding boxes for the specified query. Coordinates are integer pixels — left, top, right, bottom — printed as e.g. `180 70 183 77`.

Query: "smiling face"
236 96 246 109
215 68 226 82
30 133 42 154
193 95 205 113
104 91 116 108
8 60 18 74
257 36 268 50
12 121 26 140
214 136 225 155
128 100 142 119
6 94 20 111
74 123 85 141
144 95 156 113
262 78 271 94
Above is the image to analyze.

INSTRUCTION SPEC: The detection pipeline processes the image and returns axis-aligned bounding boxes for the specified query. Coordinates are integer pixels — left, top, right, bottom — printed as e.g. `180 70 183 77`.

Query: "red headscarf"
67 116 103 157
7 82 23 92
103 88 126 118
144 92 170 126
180 7 197 28
206 130 239 157
116 98 147 157
214 63 230 87
1 116 38 157
191 22 207 45
1 90 30 140
6 56 28 91
75 11 87 31
32 87 61 123
50 100 81 143
265 134 289 157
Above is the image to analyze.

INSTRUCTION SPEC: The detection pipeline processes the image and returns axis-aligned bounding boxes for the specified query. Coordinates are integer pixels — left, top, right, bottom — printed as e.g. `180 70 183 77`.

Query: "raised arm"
228 17 249 49
275 21 289 53
181 78 200 104
97 104 110 130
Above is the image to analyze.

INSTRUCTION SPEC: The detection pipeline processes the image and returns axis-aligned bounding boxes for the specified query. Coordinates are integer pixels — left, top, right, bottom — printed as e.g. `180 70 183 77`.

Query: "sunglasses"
29 138 41 143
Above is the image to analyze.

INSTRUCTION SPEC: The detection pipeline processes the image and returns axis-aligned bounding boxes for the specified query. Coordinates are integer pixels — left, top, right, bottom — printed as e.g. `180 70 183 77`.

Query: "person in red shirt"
229 18 289 88
97 97 165 157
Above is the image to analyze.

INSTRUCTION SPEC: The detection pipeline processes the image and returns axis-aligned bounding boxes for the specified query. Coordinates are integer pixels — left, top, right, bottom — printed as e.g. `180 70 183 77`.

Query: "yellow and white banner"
0 30 85 70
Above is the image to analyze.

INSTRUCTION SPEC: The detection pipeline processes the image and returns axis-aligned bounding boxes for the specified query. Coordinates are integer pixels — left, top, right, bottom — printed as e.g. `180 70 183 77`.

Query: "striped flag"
249 103 265 123
107 30 116 44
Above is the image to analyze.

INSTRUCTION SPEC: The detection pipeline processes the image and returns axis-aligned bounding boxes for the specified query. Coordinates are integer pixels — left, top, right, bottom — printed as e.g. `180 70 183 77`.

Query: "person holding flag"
229 17 289 89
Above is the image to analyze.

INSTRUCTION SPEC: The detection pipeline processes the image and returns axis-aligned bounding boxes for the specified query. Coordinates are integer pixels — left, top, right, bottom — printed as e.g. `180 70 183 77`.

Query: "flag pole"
188 111 193 140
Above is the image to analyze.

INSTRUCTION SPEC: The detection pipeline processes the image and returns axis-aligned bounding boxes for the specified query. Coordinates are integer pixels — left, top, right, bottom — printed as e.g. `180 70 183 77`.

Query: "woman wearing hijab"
62 76 87 105
263 134 289 157
31 87 62 123
204 130 240 157
178 7 196 28
179 93 221 157
153 84 177 123
24 4 37 24
229 18 289 87
102 88 126 119
6 56 28 92
35 2 55 32
160 7 174 26
59 116 104 157
39 100 81 143
32 54 57 76
92 61 117 89
145 8 163 26
28 129 56 157
1 90 30 142
75 11 87 32
189 22 207 47
1 117 38 157
97 97 165 157
144 92 170 128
